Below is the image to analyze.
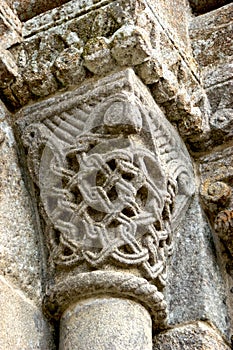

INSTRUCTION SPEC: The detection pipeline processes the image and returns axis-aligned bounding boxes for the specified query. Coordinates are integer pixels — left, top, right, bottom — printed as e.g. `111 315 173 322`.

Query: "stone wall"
0 102 55 349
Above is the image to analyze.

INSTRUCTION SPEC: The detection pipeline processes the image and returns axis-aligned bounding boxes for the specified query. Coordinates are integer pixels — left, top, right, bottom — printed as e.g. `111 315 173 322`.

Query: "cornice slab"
6 0 70 22
0 0 210 146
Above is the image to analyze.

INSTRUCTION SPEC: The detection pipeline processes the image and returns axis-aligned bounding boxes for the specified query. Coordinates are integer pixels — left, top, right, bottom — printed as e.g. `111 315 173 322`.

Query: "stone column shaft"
59 297 152 350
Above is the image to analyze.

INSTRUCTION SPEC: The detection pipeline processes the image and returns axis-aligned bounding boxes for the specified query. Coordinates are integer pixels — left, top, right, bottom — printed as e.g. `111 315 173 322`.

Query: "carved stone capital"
16 69 195 330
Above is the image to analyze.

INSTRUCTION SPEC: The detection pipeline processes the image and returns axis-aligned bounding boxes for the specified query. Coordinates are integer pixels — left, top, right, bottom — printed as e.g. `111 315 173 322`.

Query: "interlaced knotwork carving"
18 70 195 326
21 92 194 288
42 121 177 288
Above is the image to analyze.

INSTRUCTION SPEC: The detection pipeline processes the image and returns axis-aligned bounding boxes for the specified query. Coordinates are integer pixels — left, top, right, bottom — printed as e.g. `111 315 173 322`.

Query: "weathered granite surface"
153 321 231 349
190 4 233 69
166 195 231 340
6 0 70 22
60 297 152 350
0 1 22 49
0 101 55 349
0 102 43 304
188 3 233 153
199 146 233 340
191 5 233 335
0 275 55 350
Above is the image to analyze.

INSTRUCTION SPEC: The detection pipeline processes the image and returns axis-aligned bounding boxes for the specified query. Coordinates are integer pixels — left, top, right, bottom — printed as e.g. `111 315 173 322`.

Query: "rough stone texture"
189 0 232 15
6 0 71 22
190 4 233 70
189 4 233 152
199 146 233 339
0 0 22 49
60 297 152 350
0 275 55 350
153 322 231 349
21 0 113 38
147 0 192 56
167 195 230 340
0 101 55 348
189 5 233 339
0 48 19 89
199 146 233 226
0 0 207 143
0 102 44 304
9 0 231 23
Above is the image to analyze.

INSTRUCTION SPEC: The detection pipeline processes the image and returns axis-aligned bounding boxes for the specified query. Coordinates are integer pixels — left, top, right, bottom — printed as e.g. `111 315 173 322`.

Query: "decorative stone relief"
16 69 195 330
0 0 210 147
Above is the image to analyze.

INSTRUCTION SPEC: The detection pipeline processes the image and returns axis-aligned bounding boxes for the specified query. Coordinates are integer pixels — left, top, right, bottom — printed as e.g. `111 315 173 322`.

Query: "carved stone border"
44 271 167 330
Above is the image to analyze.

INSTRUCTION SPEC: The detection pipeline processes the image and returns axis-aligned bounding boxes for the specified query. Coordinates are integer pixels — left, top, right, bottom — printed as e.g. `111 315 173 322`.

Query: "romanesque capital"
16 68 195 331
